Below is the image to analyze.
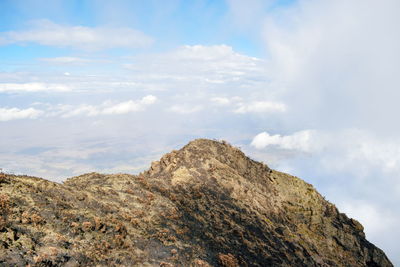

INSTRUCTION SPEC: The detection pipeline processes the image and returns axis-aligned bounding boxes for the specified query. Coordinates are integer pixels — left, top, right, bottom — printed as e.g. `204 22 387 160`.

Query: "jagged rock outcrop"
0 139 393 266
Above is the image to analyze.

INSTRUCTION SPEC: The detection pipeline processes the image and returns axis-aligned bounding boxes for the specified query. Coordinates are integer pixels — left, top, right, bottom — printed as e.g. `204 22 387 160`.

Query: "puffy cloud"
102 100 148 115
0 20 153 50
140 95 157 105
0 82 71 93
251 128 400 175
251 130 315 152
0 107 42 121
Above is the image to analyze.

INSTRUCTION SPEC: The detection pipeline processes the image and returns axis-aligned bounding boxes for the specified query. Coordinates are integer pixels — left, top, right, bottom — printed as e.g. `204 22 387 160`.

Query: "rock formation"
0 139 393 266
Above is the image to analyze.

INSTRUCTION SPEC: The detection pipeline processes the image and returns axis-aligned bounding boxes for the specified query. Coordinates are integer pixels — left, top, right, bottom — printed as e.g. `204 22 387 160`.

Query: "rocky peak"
0 139 393 266
146 139 270 186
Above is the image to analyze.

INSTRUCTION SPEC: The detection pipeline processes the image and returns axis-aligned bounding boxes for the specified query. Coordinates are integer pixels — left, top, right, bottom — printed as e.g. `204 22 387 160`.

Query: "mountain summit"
0 139 393 266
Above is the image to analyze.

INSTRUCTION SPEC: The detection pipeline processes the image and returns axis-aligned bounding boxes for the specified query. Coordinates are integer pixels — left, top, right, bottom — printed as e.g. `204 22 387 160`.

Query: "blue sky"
0 0 272 59
0 0 399 264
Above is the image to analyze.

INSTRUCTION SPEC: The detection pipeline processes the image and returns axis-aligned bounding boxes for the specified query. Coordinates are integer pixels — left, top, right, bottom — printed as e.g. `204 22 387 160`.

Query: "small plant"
0 216 6 230
159 262 174 267
113 234 125 247
31 213 45 225
0 194 10 230
218 253 239 267
0 194 9 213
21 211 45 225
82 221 92 231
0 170 8 184
125 188 135 194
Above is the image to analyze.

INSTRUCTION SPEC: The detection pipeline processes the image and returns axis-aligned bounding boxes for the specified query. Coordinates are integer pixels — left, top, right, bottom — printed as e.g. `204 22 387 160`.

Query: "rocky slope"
0 139 393 266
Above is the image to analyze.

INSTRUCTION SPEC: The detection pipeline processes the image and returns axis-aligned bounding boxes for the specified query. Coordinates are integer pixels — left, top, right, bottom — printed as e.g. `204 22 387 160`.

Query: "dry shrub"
23 212 44 225
31 213 44 225
155 229 177 244
70 222 79 228
175 227 189 236
0 217 7 230
34 247 58 264
92 216 107 232
114 222 127 239
94 240 111 253
146 192 155 202
218 253 239 267
0 194 10 213
113 234 125 247
0 195 10 229
132 210 145 218
137 176 150 189
82 221 92 231
192 259 213 267
0 172 8 184
159 262 174 267
125 188 135 194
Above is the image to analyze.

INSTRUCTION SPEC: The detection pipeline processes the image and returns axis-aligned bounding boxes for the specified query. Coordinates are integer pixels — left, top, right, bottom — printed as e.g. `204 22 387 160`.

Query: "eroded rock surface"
0 139 393 266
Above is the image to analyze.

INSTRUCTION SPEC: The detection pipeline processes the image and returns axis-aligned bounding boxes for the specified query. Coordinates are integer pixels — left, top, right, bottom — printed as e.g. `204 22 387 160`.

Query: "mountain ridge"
0 139 393 266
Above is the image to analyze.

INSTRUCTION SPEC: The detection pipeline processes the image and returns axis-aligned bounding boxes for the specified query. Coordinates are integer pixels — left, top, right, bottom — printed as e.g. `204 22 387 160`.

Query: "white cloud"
234 101 286 114
140 95 157 105
2 45 269 98
335 130 400 175
251 130 315 152
102 100 145 115
0 82 71 93
173 44 250 61
262 0 400 134
126 45 266 85
211 97 231 105
61 95 157 117
1 20 153 50
0 107 43 121
61 104 99 117
251 128 400 176
211 97 287 114
339 201 397 241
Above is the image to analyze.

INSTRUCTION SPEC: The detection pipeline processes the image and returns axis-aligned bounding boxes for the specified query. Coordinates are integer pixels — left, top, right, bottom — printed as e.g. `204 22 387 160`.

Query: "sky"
0 0 399 264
